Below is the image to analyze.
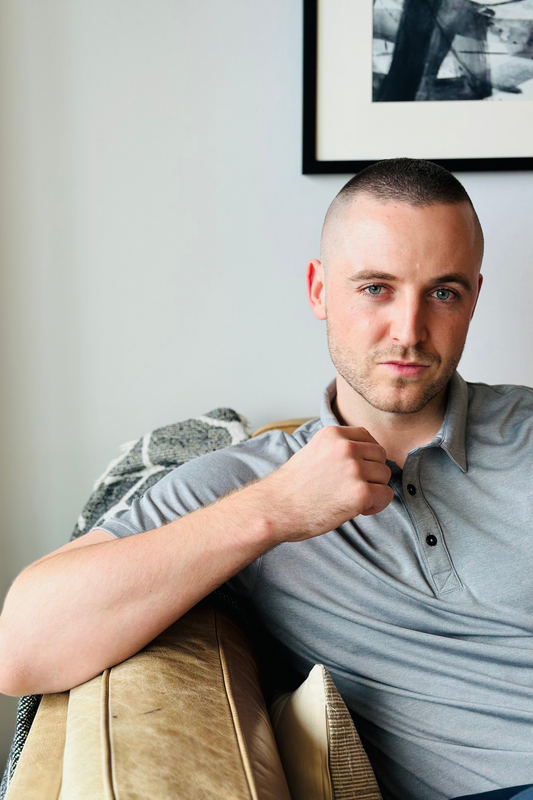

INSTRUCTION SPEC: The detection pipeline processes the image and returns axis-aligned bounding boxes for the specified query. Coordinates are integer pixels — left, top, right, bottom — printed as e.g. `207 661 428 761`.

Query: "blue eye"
435 288 452 301
366 285 382 295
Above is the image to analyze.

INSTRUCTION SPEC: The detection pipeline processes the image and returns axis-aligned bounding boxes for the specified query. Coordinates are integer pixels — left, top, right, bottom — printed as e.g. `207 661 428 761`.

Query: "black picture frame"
302 0 533 175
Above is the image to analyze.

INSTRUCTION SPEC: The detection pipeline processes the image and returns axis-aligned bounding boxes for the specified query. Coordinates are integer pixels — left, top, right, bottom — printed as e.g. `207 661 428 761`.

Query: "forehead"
324 195 481 276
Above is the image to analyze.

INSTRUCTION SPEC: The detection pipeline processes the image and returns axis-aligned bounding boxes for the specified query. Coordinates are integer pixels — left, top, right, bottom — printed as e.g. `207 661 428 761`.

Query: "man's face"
308 195 483 415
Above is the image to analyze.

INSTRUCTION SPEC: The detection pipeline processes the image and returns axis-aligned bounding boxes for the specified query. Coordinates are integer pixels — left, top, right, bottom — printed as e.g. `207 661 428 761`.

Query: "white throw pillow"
270 664 382 800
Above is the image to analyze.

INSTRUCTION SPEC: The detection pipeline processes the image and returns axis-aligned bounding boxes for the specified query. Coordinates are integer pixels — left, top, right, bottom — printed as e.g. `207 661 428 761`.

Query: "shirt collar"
320 371 468 473
320 379 341 428
434 370 468 472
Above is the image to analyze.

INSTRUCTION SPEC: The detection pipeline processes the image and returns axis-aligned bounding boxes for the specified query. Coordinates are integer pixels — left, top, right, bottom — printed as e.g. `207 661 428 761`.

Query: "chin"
370 394 433 414
351 375 448 415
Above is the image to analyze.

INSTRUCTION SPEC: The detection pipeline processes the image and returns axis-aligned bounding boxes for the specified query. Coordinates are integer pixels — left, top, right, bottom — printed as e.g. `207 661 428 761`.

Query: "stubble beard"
327 328 464 415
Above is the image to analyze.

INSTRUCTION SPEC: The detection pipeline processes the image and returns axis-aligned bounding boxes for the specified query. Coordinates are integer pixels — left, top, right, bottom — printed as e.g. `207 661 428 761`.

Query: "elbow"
0 647 22 698
0 664 26 698
0 622 36 697
0 576 35 696
0 622 101 696
0 575 64 696
0 677 25 698
0 653 50 698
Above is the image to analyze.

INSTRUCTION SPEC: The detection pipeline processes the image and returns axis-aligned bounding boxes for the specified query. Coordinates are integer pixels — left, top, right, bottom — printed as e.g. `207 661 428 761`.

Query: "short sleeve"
95 431 298 596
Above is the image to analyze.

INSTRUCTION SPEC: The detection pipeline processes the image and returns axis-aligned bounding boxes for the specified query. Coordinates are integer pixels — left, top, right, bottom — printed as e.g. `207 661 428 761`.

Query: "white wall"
0 0 532 766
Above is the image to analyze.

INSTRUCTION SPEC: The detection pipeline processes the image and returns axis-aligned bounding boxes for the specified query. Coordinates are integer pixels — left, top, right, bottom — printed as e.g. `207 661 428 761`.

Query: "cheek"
348 300 389 335
328 301 388 345
432 312 470 351
327 295 378 332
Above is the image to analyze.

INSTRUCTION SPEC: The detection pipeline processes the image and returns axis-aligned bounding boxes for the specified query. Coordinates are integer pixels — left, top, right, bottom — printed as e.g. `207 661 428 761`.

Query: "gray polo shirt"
99 372 533 800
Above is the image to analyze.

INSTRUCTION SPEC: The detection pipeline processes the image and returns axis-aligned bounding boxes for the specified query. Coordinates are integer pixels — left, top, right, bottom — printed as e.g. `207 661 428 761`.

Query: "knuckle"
357 482 372 507
370 442 386 461
313 427 327 444
351 459 363 480
342 440 355 459
321 426 341 448
363 485 375 508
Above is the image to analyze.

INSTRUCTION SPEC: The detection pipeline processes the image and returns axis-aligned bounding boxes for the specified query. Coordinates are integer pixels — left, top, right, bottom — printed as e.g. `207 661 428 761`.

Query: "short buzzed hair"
321 157 484 266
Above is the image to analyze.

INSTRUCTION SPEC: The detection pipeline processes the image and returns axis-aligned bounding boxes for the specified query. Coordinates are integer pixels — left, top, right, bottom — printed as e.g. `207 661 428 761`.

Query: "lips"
379 362 430 376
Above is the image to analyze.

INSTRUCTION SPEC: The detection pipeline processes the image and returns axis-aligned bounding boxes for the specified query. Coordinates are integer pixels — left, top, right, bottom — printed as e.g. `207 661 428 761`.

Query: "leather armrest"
6 598 291 800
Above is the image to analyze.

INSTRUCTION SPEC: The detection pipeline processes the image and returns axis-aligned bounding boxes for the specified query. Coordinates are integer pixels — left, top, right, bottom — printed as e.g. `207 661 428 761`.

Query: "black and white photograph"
304 0 533 172
373 0 533 102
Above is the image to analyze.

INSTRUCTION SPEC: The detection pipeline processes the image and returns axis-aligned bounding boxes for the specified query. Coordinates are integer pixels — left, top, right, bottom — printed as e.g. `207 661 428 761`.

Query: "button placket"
402 455 460 595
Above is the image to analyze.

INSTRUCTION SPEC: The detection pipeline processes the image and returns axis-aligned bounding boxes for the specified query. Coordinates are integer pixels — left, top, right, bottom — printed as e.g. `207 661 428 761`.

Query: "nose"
388 292 428 348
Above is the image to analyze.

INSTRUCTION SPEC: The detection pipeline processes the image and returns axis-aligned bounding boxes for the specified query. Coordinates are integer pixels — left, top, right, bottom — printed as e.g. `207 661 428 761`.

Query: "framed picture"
303 0 533 174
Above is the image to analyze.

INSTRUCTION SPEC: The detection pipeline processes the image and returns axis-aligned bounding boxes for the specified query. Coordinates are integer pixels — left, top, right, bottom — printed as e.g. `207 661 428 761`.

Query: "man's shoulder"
228 414 323 461
466 379 533 403
166 415 323 485
466 379 533 428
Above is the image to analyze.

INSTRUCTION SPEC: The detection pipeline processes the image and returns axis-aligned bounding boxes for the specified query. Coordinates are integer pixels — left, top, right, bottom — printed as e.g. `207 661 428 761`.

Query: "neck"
333 374 449 469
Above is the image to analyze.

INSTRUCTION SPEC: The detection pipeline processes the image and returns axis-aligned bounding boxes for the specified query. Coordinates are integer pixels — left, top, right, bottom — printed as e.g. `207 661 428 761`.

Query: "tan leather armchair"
5 596 381 800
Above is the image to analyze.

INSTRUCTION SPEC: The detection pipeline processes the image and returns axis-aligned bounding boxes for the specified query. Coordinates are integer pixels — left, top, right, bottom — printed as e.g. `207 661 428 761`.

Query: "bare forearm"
0 483 277 696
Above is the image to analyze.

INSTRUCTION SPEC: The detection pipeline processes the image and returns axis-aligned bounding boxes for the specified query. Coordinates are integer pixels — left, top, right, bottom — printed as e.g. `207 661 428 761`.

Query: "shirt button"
426 534 438 547
407 484 416 496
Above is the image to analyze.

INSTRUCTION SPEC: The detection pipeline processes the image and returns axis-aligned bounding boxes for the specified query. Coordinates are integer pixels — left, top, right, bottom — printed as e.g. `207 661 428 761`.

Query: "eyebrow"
348 270 473 293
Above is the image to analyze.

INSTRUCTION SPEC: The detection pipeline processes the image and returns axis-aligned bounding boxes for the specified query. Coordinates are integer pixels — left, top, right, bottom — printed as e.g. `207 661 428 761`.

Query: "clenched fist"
260 426 394 545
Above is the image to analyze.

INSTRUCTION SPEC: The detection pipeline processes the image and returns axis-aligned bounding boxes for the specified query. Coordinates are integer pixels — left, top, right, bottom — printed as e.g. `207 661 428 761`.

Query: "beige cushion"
270 664 382 800
7 599 291 800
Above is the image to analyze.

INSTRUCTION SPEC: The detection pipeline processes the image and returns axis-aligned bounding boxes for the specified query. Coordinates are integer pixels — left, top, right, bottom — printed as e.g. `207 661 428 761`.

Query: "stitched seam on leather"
100 669 116 800
213 607 255 800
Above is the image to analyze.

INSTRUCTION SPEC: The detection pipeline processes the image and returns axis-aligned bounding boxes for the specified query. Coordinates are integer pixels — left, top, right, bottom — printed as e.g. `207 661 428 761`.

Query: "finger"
360 485 394 515
357 461 391 486
358 461 392 485
337 426 380 445
348 441 388 464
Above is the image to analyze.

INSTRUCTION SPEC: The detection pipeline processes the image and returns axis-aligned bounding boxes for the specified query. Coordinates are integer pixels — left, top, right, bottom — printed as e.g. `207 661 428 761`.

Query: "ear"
470 272 483 320
307 259 326 321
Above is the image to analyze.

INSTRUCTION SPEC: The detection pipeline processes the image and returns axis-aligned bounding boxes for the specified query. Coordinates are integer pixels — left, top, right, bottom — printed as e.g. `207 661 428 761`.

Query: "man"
1 158 533 800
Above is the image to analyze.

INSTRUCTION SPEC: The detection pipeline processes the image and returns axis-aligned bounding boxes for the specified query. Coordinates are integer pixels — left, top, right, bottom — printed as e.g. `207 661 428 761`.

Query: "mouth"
378 361 430 377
